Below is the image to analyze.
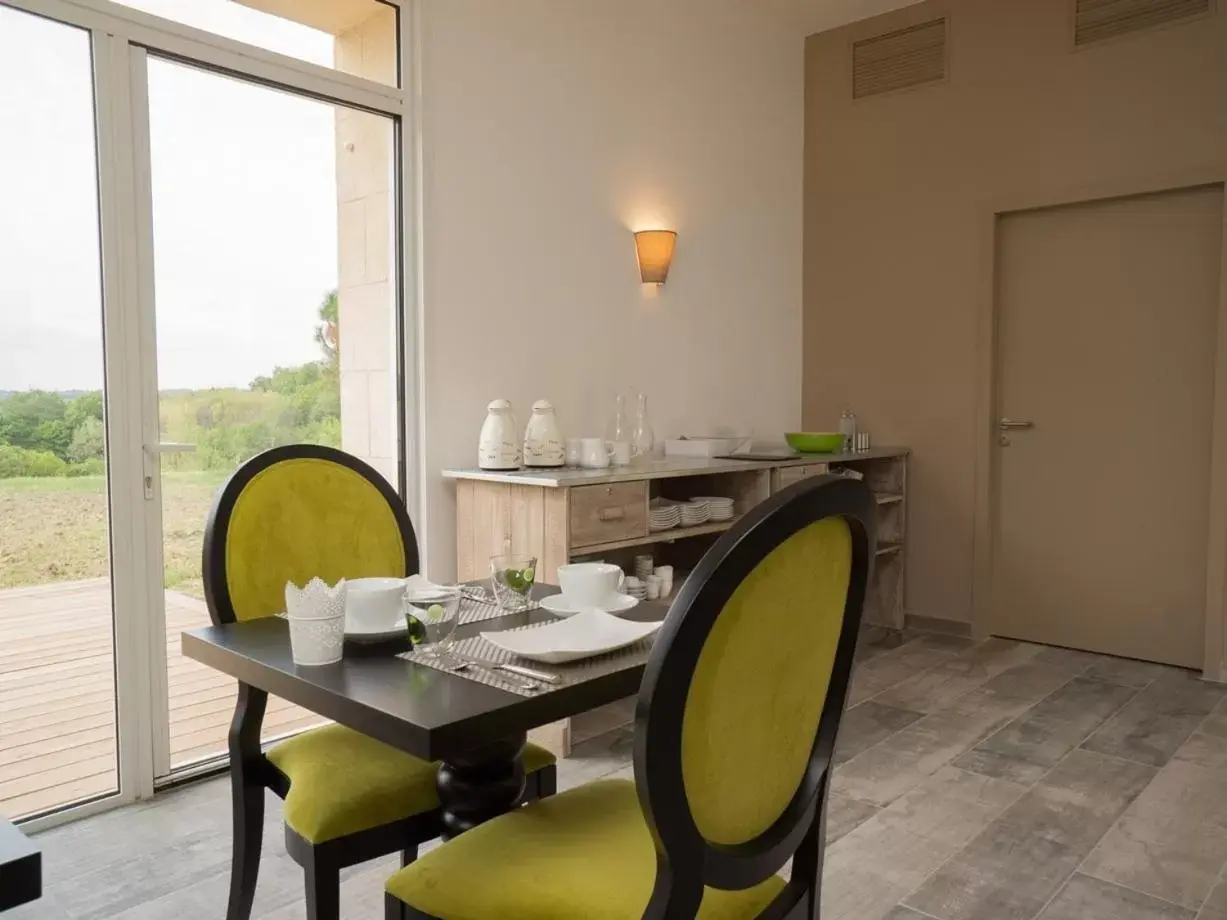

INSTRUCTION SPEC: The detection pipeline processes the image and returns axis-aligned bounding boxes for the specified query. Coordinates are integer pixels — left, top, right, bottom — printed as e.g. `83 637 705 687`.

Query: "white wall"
417 0 805 577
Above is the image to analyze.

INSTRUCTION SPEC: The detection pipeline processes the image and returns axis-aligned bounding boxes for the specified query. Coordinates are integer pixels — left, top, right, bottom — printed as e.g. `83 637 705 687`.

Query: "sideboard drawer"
772 463 829 493
569 482 648 548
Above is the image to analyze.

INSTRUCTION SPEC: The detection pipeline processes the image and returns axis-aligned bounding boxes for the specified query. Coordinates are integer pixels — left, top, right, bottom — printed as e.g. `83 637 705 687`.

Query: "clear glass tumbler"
403 584 461 657
489 554 538 612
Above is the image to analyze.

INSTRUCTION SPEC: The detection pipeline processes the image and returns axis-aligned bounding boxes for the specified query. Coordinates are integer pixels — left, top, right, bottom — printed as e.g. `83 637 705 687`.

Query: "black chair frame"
385 474 874 920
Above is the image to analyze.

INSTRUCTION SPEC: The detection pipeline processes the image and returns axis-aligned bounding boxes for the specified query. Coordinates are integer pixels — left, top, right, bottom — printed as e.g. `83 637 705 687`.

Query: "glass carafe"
632 393 655 459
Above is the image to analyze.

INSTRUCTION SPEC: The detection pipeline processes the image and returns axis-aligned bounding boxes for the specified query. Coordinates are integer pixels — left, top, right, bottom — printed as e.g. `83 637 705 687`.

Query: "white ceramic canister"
523 399 566 468
478 399 520 470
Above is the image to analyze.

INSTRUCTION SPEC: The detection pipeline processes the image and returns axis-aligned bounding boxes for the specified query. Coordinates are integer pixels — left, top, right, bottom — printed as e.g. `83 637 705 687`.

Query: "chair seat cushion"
268 724 556 845
385 779 786 919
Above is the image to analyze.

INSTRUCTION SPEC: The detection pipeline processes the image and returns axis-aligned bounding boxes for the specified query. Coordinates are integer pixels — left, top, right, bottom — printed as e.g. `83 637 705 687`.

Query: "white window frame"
4 0 422 833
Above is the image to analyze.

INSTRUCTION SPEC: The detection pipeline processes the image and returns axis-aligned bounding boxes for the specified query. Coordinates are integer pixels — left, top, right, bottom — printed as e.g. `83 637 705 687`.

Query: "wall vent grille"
1074 0 1211 46
853 18 947 99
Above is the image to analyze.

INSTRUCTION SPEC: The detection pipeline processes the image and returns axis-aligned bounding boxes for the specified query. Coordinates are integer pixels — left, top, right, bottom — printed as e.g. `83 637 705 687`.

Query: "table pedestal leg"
436 733 526 839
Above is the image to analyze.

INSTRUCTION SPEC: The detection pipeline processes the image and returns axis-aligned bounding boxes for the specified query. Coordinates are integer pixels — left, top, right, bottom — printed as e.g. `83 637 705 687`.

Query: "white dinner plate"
480 609 661 664
344 618 408 642
539 592 640 618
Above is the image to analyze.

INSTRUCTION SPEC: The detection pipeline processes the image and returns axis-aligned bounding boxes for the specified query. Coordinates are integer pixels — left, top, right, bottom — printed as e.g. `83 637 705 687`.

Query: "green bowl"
785 432 845 454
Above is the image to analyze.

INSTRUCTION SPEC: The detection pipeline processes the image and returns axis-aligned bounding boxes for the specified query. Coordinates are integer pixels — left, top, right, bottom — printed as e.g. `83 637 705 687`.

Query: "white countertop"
442 447 909 487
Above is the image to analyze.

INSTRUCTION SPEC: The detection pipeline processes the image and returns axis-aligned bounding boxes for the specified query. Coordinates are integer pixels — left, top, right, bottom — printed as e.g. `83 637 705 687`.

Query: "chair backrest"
202 445 418 625
633 475 874 916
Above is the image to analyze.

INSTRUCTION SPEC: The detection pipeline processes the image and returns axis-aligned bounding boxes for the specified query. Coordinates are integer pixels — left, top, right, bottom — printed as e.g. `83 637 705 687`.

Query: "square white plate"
480 609 662 664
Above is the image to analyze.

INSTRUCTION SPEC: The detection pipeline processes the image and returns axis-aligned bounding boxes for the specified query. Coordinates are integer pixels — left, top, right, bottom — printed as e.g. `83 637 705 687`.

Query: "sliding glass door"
0 0 411 826
142 57 402 775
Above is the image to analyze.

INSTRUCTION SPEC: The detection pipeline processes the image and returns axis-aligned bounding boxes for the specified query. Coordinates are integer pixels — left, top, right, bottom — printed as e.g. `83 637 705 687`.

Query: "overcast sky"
0 0 357 391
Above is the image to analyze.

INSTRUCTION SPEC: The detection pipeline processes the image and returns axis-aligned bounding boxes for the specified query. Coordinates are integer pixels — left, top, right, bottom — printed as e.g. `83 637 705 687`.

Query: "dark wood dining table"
181 584 667 836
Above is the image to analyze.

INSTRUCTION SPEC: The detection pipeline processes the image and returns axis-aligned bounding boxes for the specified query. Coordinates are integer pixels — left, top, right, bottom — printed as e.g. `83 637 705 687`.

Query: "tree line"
0 291 342 479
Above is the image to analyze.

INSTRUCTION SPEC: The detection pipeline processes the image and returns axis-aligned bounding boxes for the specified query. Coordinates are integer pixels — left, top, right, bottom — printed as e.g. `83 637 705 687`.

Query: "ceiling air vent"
1074 0 1211 46
853 18 947 100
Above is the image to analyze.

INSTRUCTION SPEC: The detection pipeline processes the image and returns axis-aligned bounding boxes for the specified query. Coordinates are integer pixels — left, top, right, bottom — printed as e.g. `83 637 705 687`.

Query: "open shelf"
875 541 904 557
875 492 904 505
576 518 741 555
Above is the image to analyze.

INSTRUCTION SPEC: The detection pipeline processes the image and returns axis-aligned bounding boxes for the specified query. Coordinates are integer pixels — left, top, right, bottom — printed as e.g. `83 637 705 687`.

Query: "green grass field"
0 471 227 596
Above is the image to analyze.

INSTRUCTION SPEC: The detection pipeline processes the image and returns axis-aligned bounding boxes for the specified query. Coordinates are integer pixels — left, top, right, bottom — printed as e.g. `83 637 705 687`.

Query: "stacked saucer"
681 500 710 527
624 576 648 601
694 496 735 522
649 498 682 532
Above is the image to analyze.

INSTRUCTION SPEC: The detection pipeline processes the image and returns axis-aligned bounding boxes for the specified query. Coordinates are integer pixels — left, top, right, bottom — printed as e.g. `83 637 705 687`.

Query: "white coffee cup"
566 438 583 467
579 438 611 469
606 440 632 466
345 577 406 632
557 562 624 608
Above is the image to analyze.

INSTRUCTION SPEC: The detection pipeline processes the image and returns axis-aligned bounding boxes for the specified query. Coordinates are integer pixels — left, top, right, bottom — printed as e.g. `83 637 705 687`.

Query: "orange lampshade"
634 230 677 285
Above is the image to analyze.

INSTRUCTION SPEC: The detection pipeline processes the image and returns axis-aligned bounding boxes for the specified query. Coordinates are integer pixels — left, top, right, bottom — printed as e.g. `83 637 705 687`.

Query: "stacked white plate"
681 500 710 527
694 496 735 522
624 577 648 601
649 498 682 532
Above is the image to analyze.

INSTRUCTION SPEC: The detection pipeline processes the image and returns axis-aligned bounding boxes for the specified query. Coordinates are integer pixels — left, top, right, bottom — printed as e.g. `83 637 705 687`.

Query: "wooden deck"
0 578 322 820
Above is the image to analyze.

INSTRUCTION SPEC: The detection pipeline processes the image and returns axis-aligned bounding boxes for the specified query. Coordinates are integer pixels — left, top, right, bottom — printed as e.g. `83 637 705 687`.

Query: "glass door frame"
5 0 420 833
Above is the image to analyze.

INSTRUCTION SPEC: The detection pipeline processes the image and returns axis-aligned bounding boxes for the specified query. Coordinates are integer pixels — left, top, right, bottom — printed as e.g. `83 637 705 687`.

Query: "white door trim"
970 166 1227 679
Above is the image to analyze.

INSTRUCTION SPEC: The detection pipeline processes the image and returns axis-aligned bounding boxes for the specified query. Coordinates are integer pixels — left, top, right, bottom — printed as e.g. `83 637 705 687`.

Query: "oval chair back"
633 475 875 918
203 445 418 626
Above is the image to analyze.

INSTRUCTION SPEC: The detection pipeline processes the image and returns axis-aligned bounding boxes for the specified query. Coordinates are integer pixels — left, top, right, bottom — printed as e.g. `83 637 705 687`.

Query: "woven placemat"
398 622 655 697
456 590 538 625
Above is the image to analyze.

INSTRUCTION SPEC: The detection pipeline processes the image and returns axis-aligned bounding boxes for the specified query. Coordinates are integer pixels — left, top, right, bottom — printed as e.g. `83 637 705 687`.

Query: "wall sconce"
634 230 677 285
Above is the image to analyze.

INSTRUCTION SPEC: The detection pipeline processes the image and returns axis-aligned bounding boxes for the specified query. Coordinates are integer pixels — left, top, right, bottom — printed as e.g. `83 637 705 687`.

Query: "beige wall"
803 1 1227 623
418 0 805 578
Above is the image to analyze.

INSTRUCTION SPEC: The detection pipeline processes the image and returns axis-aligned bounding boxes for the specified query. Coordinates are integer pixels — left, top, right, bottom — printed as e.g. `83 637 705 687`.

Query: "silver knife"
468 657 561 685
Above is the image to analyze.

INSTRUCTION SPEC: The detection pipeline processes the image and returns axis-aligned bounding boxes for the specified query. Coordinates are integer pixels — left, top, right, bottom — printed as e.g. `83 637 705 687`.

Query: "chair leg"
305 857 341 920
225 766 264 920
385 892 410 920
537 763 558 798
401 846 417 868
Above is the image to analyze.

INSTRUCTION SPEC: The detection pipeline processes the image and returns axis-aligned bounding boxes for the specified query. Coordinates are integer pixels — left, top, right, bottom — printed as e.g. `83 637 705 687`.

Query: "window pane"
112 0 399 87
0 5 119 819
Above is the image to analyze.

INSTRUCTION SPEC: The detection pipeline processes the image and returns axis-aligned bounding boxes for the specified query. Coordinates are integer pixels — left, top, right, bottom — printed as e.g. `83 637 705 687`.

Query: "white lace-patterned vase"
285 577 348 666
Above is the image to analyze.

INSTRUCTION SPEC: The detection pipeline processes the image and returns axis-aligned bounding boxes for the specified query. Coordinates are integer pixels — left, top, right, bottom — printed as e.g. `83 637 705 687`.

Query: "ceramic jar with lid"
523 399 566 468
478 399 520 470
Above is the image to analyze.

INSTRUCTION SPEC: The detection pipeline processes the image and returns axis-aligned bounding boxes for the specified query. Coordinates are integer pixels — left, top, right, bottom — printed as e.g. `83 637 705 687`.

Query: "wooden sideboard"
444 448 909 754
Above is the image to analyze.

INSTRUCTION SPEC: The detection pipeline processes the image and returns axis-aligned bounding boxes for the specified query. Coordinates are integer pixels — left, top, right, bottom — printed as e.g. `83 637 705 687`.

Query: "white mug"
566 438 583 467
579 438 610 469
606 440 632 466
558 562 625 607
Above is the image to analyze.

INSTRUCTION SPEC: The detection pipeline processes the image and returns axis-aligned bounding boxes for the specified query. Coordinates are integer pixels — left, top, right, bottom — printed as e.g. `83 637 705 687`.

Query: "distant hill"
0 389 93 401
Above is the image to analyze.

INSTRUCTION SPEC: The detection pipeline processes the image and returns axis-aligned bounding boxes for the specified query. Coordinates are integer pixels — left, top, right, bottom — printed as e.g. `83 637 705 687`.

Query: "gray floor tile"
855 625 910 663
1197 876 1227 920
556 724 634 789
834 700 925 765
1082 735 1227 910
1081 672 1226 767
872 638 1042 713
825 793 880 844
1036 873 1195 920
881 909 934 920
821 767 1026 919
902 749 1157 920
847 636 974 706
1084 658 1185 689
954 677 1139 785
835 659 1088 807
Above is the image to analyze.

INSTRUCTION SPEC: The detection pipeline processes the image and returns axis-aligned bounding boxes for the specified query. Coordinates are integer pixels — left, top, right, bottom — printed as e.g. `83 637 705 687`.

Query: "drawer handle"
598 507 626 522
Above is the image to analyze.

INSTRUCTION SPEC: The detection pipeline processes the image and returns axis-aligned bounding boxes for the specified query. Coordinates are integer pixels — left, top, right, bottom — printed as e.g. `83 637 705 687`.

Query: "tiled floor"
15 627 1227 920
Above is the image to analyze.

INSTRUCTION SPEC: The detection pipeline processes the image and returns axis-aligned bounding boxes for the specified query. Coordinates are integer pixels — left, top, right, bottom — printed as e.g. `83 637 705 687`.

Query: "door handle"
144 442 197 455
998 418 1034 431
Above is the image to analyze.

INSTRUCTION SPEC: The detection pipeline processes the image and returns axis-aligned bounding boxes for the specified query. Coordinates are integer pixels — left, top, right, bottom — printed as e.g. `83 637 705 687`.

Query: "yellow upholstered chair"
202 445 557 920
383 475 875 920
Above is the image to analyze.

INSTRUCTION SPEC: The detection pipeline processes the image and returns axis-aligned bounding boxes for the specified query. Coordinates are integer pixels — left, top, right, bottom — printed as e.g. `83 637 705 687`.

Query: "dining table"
181 583 668 837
